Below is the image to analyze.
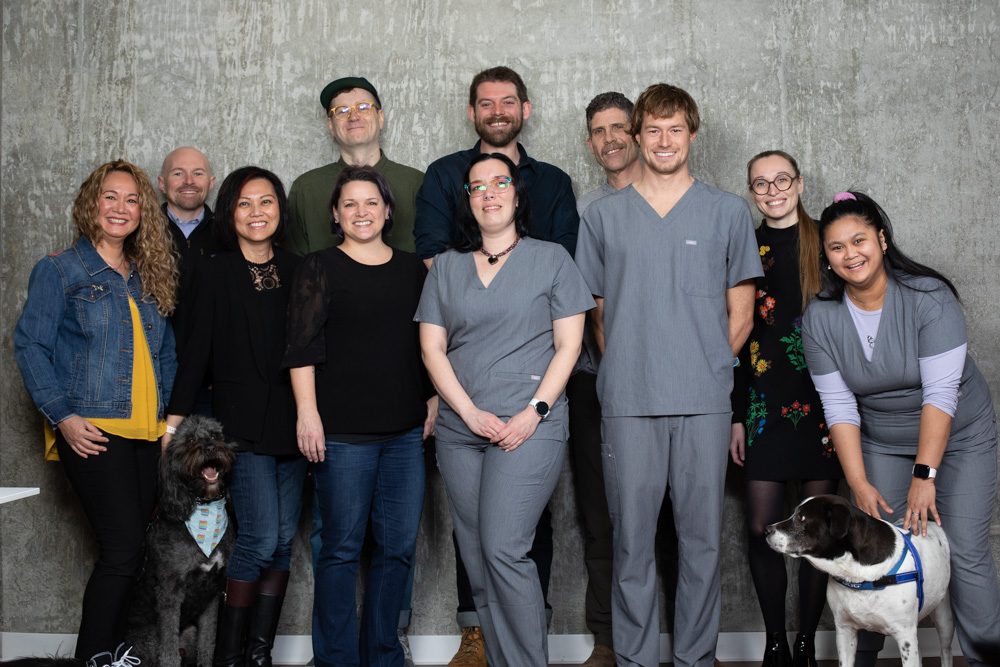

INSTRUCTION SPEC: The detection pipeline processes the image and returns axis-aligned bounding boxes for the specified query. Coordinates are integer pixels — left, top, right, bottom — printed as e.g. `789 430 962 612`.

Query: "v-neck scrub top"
802 275 996 455
414 237 595 443
575 180 763 416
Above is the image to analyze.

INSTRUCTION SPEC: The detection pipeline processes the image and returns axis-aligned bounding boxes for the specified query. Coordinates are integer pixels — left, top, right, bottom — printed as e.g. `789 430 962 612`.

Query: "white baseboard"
2 629 963 664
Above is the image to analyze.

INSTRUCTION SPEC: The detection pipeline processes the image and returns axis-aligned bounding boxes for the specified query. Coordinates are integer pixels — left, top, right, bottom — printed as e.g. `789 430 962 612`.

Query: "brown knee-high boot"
245 568 289 667
213 578 258 667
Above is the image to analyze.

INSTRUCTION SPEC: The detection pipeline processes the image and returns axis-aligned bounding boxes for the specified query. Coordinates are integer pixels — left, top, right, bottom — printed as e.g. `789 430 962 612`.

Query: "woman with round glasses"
803 191 1000 667
283 165 436 666
415 152 593 667
730 151 841 667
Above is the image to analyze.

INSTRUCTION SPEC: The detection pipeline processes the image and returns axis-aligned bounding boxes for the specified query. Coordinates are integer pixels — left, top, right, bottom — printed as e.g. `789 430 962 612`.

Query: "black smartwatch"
529 398 550 419
912 464 937 480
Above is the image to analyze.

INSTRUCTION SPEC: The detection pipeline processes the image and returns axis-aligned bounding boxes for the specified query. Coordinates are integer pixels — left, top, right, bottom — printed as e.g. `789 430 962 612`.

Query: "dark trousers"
56 430 159 660
566 371 614 647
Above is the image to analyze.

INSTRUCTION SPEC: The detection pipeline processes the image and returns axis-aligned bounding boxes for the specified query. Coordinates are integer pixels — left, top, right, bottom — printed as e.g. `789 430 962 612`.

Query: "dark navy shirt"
413 140 579 260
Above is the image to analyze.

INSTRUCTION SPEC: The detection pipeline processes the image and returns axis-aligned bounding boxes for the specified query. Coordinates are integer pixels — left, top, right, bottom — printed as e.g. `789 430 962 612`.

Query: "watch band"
529 398 550 419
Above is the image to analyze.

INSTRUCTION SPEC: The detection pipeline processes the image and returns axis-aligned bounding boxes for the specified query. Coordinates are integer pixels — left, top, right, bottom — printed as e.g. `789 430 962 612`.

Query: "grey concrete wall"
2 0 999 640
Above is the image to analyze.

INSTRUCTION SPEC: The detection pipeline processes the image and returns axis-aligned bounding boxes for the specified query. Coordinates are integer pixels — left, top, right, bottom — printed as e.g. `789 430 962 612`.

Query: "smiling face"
468 158 518 235
588 107 639 177
469 80 531 150
334 179 388 245
232 178 280 250
96 170 141 247
823 214 888 294
749 154 803 228
636 111 696 177
158 147 214 218
326 87 384 150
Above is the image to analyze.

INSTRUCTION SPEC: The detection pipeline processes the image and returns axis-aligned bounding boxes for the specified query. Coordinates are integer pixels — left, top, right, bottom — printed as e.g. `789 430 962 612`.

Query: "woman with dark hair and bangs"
283 164 435 666
730 151 842 667
415 152 594 666
802 191 1000 666
165 166 306 667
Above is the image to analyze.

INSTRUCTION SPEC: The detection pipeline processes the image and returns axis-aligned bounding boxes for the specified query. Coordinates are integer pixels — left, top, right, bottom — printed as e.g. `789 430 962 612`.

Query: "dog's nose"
764 524 774 537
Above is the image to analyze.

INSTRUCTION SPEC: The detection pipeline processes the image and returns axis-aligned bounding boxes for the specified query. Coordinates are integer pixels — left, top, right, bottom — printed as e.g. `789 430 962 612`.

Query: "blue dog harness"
834 527 925 611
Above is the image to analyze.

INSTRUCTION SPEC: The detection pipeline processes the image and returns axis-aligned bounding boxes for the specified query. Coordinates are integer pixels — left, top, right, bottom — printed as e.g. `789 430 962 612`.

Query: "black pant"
566 371 614 647
57 430 159 659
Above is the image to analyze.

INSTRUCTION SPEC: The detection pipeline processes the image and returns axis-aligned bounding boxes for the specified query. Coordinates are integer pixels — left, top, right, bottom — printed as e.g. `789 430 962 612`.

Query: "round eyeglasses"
465 176 513 197
749 173 798 196
329 102 380 120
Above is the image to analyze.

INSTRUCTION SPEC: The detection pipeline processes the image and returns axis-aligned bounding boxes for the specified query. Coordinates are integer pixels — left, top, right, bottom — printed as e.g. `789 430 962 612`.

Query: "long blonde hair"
746 150 820 313
72 160 178 315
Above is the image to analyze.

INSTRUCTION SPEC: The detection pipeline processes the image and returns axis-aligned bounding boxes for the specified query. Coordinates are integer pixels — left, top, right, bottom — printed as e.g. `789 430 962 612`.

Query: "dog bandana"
185 498 229 558
834 527 925 611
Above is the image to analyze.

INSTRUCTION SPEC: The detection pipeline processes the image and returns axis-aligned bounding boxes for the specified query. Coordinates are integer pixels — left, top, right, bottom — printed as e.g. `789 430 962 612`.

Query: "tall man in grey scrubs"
575 83 762 667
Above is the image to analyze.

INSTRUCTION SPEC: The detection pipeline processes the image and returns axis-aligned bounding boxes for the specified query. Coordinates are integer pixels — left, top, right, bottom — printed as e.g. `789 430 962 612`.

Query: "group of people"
13 64 1000 667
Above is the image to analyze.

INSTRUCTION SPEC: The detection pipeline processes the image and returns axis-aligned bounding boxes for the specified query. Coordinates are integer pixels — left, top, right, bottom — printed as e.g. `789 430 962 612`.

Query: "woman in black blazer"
165 166 305 667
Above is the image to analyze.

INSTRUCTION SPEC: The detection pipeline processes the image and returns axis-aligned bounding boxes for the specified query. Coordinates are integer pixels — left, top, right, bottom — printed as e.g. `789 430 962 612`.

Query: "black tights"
745 478 839 635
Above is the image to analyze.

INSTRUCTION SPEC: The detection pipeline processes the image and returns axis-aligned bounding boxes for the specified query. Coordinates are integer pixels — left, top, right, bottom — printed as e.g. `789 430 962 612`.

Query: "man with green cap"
283 76 423 255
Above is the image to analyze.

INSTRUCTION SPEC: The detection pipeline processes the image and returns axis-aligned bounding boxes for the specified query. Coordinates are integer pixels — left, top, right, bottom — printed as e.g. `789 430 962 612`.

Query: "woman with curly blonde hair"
14 159 179 664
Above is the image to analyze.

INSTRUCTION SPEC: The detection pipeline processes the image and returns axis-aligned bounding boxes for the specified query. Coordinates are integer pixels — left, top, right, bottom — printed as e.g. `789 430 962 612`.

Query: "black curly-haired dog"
126 415 238 667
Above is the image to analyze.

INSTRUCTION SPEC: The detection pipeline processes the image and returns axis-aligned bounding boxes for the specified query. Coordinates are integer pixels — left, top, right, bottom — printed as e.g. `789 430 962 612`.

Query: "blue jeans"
226 451 308 581
312 427 425 667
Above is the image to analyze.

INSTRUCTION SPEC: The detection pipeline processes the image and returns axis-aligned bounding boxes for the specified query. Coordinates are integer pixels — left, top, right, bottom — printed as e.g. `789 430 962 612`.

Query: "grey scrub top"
802 274 996 455
575 180 763 417
415 236 595 443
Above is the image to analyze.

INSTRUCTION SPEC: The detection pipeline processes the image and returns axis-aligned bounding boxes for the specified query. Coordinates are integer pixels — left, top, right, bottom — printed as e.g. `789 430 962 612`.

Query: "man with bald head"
158 146 219 407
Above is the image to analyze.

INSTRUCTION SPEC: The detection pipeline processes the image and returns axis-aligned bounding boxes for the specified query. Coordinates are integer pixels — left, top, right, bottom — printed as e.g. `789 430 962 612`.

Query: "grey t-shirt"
415 236 595 442
576 182 617 217
575 180 762 416
802 275 995 454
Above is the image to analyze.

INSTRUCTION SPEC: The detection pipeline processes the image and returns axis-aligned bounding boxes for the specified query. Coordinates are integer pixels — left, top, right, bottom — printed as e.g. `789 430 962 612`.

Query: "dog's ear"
828 502 852 540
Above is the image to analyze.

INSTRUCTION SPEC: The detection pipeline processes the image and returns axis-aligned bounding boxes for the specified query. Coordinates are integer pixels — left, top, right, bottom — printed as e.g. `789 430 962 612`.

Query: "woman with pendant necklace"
415 152 594 667
165 166 305 667
14 160 178 665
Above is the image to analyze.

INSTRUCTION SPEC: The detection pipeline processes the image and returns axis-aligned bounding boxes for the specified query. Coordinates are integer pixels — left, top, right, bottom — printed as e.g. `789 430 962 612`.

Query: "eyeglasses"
465 176 513 197
329 102 380 120
750 173 798 196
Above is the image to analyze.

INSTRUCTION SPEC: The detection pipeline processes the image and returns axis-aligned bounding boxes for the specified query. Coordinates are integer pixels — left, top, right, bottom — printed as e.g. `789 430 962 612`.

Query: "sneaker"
87 644 141 667
397 628 414 667
447 626 487 666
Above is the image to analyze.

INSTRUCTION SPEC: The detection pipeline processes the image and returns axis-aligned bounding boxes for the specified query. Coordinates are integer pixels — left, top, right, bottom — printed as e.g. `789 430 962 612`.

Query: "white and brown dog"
766 494 953 667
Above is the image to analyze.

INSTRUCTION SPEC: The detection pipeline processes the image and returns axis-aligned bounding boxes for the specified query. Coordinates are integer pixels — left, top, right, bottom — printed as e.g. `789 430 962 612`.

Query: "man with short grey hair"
284 76 423 255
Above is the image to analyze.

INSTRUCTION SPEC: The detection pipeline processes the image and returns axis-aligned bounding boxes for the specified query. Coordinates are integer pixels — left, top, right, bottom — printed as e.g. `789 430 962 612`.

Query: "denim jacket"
14 236 177 426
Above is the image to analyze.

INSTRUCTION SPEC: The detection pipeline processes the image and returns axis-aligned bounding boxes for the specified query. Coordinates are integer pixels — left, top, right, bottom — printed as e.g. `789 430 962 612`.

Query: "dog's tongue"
201 466 219 483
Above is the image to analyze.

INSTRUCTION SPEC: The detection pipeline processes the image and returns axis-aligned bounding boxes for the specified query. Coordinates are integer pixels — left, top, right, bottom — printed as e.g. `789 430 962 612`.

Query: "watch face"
534 401 550 417
913 464 931 479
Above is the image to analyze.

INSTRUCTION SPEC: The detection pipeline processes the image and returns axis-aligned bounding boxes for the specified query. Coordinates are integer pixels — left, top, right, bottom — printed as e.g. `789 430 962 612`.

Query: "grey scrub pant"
857 438 1000 666
436 436 567 667
602 414 731 667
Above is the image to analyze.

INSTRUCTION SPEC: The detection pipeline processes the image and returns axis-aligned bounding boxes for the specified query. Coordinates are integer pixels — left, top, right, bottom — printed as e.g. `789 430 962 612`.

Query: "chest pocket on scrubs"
679 239 726 298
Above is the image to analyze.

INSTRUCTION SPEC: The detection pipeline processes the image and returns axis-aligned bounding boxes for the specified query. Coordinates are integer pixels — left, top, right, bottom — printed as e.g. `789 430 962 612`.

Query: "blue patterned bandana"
185 498 229 557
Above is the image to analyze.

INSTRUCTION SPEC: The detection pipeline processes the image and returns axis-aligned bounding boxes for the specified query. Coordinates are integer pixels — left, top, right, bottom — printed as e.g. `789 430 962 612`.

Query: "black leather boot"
761 631 791 667
213 578 258 667
791 633 816 667
245 568 289 667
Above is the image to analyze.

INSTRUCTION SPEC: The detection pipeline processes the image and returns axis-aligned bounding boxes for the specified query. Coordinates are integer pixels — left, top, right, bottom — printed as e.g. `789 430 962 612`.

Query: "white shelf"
0 487 40 504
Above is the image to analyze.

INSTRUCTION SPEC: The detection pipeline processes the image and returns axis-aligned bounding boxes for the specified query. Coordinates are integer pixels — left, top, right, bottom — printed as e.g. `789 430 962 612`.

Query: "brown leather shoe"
448 626 487 666
582 644 616 667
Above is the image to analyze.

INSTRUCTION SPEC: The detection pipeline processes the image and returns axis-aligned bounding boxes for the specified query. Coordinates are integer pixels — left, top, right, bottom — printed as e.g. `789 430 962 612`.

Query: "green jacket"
283 153 424 256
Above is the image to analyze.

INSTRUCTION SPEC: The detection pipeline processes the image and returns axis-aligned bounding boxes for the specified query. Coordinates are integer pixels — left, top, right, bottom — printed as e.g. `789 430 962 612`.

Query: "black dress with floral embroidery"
733 223 842 481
